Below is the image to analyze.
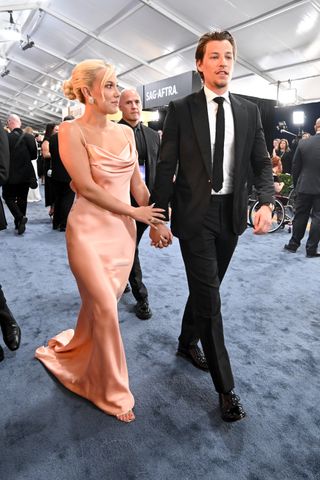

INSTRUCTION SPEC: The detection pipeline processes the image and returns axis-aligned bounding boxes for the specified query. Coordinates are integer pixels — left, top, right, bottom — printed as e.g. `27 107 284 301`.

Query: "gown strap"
118 123 138 161
119 123 135 153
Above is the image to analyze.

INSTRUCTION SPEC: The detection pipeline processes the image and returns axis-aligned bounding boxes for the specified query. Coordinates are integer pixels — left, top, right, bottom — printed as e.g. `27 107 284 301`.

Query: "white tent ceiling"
0 0 320 130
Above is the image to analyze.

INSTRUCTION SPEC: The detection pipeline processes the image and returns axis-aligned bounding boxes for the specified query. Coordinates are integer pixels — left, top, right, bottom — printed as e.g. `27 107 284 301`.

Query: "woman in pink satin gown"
35 60 165 423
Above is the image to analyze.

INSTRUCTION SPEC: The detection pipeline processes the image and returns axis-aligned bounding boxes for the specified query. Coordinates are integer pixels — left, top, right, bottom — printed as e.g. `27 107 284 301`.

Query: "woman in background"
271 138 280 158
277 138 292 174
41 123 58 220
272 155 284 193
35 59 164 423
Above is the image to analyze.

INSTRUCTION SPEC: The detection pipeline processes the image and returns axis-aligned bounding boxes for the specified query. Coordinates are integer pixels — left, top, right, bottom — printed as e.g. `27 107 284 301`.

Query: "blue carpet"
0 192 319 480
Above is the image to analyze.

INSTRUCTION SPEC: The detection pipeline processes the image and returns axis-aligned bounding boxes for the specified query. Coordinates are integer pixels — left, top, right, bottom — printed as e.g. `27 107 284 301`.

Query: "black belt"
210 193 233 200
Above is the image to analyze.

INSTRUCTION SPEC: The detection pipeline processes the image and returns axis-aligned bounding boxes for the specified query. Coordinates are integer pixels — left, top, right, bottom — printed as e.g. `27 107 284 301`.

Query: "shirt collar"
121 118 141 131
203 85 230 105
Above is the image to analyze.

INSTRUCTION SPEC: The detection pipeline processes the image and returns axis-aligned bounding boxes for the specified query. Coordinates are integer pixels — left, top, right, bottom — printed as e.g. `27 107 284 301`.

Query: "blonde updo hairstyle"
63 59 115 104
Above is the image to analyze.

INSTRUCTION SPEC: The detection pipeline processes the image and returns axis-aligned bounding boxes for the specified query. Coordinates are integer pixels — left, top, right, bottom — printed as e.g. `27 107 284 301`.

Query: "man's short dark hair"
63 115 74 121
195 31 237 80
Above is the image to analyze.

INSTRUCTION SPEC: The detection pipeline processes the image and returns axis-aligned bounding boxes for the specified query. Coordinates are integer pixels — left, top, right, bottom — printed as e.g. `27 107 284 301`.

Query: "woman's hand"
150 224 173 248
131 203 165 228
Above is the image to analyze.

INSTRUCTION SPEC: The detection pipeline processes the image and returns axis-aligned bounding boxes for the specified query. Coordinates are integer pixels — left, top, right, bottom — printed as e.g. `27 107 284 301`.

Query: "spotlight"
292 111 305 126
1 69 10 78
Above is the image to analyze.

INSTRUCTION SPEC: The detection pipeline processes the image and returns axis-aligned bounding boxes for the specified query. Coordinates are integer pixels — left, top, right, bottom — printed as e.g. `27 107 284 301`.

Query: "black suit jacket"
7 128 38 184
292 134 320 195
0 121 9 186
150 89 274 239
49 133 71 182
118 119 160 192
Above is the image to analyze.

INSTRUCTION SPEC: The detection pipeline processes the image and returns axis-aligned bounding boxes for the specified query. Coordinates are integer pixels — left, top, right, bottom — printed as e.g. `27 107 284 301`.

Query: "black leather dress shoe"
284 244 297 253
0 313 21 351
134 300 152 320
306 252 320 258
17 216 28 235
177 344 209 371
219 391 246 422
0 344 4 362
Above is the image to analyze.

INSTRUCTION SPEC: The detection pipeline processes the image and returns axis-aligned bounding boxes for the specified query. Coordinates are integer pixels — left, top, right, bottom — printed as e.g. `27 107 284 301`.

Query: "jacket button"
208 180 211 183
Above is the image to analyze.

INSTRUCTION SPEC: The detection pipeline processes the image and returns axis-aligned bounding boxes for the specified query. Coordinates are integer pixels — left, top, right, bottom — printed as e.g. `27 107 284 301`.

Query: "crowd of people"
1 29 319 425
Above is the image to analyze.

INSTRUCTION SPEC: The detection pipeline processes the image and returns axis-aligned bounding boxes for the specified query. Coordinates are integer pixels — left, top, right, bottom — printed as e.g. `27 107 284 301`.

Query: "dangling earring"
88 96 94 104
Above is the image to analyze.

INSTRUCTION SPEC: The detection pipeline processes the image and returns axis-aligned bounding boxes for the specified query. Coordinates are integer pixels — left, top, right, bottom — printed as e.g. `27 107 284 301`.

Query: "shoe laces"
230 393 240 405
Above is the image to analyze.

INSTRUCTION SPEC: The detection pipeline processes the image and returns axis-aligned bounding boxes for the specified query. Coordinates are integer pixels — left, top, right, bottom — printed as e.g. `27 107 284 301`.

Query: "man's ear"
196 59 202 73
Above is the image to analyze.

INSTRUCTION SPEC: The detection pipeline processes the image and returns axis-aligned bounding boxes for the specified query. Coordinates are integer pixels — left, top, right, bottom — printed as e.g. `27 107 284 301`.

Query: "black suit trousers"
291 193 320 254
129 220 149 301
2 183 29 225
178 195 238 393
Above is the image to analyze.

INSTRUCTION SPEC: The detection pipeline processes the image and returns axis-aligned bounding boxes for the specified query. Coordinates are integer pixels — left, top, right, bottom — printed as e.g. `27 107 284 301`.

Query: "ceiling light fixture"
20 35 35 51
0 11 22 43
0 69 10 78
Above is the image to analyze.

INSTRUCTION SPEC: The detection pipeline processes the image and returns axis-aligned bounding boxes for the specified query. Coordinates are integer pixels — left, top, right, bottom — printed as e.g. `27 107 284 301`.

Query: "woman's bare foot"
116 410 135 423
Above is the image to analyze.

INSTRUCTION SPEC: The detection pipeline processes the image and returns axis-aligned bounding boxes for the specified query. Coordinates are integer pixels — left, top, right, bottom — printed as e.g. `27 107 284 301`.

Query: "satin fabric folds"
35 131 137 417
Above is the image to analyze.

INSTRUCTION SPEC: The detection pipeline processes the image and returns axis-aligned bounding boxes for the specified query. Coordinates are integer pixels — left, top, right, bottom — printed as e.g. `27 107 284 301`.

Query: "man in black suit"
49 116 75 232
150 31 274 422
119 89 160 320
2 114 37 234
0 120 21 361
284 118 320 257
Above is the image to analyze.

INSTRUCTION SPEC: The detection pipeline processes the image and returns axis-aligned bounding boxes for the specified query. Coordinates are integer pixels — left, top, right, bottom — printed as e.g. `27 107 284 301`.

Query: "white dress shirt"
204 85 235 194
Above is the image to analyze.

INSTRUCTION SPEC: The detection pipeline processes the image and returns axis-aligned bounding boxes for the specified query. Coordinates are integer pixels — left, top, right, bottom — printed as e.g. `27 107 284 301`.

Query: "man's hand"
149 223 173 248
253 205 272 234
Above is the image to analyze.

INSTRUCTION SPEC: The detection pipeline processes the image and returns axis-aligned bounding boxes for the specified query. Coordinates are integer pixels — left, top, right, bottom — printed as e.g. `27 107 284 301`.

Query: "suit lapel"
190 89 212 179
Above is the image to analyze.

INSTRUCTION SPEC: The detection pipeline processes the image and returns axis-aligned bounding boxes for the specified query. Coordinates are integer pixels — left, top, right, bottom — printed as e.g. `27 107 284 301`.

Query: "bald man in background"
3 114 37 234
119 89 160 320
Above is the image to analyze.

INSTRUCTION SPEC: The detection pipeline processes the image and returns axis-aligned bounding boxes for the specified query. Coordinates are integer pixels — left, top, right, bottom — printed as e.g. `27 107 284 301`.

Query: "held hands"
253 205 272 234
149 223 173 248
132 203 165 228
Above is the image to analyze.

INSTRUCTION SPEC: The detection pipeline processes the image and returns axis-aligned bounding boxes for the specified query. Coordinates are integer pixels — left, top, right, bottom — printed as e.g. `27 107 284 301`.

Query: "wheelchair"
248 190 295 233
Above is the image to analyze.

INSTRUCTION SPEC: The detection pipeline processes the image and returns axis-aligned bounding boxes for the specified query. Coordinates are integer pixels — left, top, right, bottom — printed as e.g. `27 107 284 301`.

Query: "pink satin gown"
35 124 136 417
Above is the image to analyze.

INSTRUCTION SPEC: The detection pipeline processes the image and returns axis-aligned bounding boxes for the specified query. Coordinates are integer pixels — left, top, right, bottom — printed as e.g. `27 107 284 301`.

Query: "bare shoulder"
58 120 82 142
59 119 77 135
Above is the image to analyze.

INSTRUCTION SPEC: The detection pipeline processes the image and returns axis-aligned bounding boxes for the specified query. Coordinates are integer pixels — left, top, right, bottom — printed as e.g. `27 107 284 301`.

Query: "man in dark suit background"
0 120 21 361
150 31 274 422
2 114 37 234
284 117 320 257
49 115 75 232
119 89 160 320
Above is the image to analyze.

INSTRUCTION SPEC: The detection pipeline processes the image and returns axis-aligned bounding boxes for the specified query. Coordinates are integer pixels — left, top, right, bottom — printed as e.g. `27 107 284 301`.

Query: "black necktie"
212 97 225 192
134 126 147 165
